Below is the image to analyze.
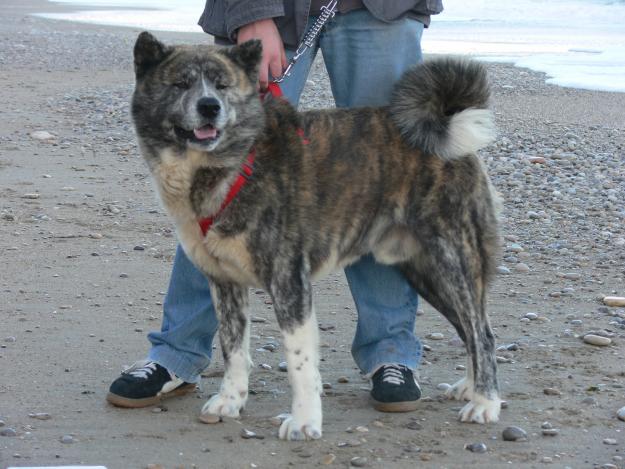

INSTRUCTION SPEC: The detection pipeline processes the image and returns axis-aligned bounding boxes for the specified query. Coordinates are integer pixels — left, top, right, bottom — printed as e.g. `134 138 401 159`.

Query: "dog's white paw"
201 390 247 419
278 414 322 441
458 393 501 424
445 377 475 401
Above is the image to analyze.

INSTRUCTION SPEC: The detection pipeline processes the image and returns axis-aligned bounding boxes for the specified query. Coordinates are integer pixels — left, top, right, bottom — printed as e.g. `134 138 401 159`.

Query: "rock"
337 376 349 383
524 312 538 320
604 296 625 307
515 262 530 272
437 383 452 392
259 363 272 370
496 266 511 275
617 406 625 421
250 316 267 323
29 412 51 420
542 428 560 436
427 332 444 340
543 387 561 396
321 453 336 465
583 334 611 346
0 427 17 437
502 426 527 442
198 413 221 424
350 457 368 467
465 442 487 453
30 130 55 141
60 435 76 444
21 193 40 199
240 428 263 439
278 361 288 372
563 272 581 280
603 438 618 445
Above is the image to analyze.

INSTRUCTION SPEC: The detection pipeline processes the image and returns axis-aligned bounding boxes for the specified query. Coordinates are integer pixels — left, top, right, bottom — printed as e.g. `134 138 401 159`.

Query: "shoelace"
123 360 158 379
380 364 407 386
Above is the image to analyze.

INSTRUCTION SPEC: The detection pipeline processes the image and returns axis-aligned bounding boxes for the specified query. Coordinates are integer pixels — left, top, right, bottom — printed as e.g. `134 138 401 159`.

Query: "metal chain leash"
273 0 339 83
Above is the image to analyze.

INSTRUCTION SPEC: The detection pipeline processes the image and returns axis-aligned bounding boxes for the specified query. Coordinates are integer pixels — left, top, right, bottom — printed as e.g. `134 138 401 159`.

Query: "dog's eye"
215 82 229 91
172 81 190 90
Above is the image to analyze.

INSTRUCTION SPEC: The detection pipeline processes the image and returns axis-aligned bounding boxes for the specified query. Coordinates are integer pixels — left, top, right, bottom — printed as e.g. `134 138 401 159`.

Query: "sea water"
38 0 625 92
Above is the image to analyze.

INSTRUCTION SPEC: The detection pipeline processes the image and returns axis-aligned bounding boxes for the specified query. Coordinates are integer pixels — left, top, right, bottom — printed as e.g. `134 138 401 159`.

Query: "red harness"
197 83 306 236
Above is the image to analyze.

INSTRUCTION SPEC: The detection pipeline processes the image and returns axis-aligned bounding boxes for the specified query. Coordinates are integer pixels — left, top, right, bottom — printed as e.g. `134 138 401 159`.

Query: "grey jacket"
198 0 443 48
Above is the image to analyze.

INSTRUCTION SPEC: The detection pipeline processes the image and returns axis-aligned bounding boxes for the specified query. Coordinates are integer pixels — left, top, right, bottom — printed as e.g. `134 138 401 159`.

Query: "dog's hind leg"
200 281 251 420
400 240 501 424
268 255 322 441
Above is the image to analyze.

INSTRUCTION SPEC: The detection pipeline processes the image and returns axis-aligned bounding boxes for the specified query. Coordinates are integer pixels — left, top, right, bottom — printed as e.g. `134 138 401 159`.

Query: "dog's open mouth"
175 124 221 145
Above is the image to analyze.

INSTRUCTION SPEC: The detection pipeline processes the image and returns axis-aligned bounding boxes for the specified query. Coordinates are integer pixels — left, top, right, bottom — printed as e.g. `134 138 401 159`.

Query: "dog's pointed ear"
134 31 171 79
222 39 263 81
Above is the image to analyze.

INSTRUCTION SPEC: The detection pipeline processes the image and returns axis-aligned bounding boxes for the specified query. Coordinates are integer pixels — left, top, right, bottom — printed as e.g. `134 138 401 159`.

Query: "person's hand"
237 18 287 90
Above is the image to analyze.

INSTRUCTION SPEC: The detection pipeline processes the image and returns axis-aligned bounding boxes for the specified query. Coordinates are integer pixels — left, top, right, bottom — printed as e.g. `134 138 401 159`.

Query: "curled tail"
390 57 495 160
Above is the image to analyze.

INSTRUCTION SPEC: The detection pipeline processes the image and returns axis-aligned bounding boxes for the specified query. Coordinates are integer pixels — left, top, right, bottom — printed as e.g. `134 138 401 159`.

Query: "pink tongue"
193 125 217 140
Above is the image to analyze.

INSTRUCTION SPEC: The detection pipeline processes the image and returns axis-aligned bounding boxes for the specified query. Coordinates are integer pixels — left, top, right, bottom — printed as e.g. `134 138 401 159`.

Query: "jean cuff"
148 345 210 384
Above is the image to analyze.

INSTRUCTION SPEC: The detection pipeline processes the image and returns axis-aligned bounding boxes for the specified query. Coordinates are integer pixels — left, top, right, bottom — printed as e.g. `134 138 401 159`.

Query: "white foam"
36 0 625 92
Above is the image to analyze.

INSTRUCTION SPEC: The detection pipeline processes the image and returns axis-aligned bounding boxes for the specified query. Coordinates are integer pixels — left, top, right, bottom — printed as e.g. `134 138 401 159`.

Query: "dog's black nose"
197 97 221 119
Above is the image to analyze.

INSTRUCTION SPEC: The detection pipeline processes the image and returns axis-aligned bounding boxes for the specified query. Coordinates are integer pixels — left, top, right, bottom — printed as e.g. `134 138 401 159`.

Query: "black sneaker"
106 360 196 408
370 364 422 412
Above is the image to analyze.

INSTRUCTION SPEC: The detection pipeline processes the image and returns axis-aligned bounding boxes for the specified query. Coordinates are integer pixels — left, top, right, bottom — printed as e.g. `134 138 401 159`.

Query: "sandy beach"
1 1 624 468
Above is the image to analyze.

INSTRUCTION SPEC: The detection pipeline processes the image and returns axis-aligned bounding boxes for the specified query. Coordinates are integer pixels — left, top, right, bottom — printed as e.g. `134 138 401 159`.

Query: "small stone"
355 426 369 433
29 412 51 420
119 273 129 278
0 427 17 437
321 453 336 465
563 272 581 280
604 296 625 307
89 233 103 239
60 435 75 444
437 383 452 392
261 343 277 352
524 312 538 320
322 382 333 389
581 396 598 406
337 376 349 383
542 428 560 436
502 426 527 442
583 334 611 346
30 130 55 141
465 442 487 453
543 387 561 396
250 316 267 323
259 363 272 370
278 361 288 372
427 332 444 340
350 457 368 467
22 193 40 199
5 336 16 343
405 420 422 431
133 245 145 251
496 266 511 275
515 263 530 273
542 457 553 463
603 438 618 445
528 156 546 164
541 421 553 429
198 413 221 424
617 406 625 421
240 428 263 439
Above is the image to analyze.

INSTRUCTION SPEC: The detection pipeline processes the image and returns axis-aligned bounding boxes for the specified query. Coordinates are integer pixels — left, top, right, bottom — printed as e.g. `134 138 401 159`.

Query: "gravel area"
1 1 624 468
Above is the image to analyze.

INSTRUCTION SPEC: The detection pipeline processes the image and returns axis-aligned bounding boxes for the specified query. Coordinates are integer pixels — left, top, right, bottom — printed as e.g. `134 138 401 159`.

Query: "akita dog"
131 31 502 440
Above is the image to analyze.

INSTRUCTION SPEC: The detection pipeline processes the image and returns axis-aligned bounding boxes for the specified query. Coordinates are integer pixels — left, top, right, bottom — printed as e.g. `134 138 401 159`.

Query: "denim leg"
148 245 218 383
319 10 425 375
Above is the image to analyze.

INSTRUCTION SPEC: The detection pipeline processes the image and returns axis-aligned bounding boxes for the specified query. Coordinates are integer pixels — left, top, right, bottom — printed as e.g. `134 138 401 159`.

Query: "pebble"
617 406 625 421
515 262 530 272
60 435 76 444
603 438 618 445
337 376 349 383
250 316 267 323
278 361 288 372
465 442 488 453
350 457 368 467
240 428 263 439
563 272 581 280
0 427 17 437
437 383 452 391
321 453 336 465
583 334 612 346
259 363 272 370
502 426 528 442
543 387 561 396
496 265 511 275
30 130 55 140
22 193 40 199
524 312 538 320
542 428 560 436
427 332 445 340
198 413 221 424
29 412 52 420
604 296 625 307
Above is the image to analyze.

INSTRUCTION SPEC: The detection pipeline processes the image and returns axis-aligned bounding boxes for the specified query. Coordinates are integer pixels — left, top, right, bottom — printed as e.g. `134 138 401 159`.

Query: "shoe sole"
372 398 420 413
106 383 197 408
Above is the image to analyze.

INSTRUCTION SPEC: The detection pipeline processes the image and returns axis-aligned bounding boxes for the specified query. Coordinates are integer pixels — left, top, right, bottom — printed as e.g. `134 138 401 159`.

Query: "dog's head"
131 32 264 161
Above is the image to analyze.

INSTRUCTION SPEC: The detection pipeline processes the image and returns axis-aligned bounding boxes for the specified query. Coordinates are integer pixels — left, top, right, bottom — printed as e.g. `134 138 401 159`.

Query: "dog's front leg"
270 257 322 441
200 280 251 420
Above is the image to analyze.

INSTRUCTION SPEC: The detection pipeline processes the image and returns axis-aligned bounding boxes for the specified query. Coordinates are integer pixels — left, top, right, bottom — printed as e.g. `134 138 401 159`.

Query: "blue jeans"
148 9 424 383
